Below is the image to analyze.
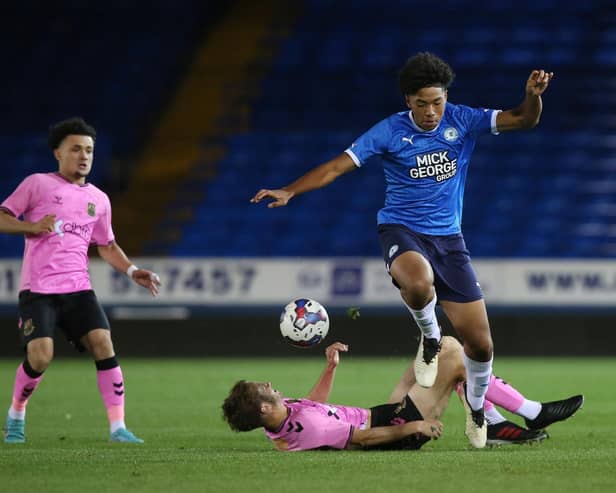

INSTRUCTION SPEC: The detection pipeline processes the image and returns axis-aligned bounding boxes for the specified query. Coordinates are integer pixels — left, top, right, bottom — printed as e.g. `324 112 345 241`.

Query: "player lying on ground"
252 51 555 448
222 337 583 451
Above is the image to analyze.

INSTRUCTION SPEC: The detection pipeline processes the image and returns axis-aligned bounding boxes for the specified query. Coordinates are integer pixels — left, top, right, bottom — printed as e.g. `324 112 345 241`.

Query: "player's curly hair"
398 52 455 96
48 117 96 150
222 380 265 432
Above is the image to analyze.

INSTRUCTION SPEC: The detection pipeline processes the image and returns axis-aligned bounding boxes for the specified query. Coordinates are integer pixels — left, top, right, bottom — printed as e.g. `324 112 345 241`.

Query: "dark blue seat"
160 0 613 258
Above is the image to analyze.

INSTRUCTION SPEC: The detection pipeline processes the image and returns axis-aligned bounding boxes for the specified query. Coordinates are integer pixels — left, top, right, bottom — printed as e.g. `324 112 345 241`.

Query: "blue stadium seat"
156 0 613 258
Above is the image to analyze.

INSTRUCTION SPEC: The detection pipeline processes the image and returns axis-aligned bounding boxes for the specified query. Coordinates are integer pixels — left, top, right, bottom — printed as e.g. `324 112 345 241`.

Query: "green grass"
0 356 614 492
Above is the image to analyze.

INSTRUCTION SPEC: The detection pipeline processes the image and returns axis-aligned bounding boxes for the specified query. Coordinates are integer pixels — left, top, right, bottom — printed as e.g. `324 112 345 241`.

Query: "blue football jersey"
345 102 499 235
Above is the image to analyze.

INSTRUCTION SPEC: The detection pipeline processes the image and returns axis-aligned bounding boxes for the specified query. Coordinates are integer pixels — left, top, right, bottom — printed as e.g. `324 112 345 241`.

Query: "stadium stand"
161 0 614 258
1 0 614 259
0 0 226 256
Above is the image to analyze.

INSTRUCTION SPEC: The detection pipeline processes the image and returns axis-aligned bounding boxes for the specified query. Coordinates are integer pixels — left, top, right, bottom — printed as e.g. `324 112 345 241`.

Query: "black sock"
95 356 119 371
23 358 43 378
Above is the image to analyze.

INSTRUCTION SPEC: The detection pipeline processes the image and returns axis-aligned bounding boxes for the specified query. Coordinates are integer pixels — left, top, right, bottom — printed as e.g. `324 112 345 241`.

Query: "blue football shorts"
377 223 483 303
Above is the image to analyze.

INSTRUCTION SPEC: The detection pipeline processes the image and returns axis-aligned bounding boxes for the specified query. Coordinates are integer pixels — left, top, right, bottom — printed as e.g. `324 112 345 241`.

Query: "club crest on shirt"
87 202 96 217
443 127 459 141
22 319 35 337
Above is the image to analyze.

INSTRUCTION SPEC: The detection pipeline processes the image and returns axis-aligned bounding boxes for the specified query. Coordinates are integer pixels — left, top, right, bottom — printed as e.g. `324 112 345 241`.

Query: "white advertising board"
0 258 615 307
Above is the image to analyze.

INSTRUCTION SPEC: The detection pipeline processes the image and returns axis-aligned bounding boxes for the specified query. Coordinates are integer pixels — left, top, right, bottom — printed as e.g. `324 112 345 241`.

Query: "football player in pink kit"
223 338 583 451
0 117 161 444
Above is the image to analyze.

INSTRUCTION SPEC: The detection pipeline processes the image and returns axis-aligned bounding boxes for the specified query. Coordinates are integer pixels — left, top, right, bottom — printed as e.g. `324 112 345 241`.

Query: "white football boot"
413 334 441 388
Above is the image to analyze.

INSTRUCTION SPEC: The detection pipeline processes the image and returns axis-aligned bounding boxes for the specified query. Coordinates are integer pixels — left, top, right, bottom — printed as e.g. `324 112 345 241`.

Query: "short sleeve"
0 174 38 217
345 118 392 167
90 193 115 246
457 105 499 137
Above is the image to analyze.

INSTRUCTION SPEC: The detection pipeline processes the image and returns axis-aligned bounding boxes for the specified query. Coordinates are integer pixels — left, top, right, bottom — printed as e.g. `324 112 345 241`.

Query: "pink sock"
10 363 44 419
485 375 524 413
97 366 125 428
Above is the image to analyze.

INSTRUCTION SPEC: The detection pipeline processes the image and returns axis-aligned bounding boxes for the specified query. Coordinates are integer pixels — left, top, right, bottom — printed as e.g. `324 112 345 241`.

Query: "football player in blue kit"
251 52 553 448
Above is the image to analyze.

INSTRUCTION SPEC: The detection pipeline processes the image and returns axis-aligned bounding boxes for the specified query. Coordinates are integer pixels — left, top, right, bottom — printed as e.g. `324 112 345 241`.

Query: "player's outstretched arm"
305 342 349 403
97 242 161 297
350 419 443 448
0 211 56 235
251 153 356 208
496 69 554 132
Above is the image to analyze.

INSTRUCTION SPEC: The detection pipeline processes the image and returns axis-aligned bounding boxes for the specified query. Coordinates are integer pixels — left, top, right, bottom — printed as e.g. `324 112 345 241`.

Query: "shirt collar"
407 110 442 133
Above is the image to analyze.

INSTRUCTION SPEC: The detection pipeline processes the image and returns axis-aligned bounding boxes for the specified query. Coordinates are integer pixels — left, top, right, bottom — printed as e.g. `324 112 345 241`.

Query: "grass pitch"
0 356 614 492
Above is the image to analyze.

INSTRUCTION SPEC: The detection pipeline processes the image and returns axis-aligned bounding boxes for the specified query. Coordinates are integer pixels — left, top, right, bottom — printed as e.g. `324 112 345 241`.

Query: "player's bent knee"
83 328 115 358
478 335 494 359
465 341 493 361
440 336 461 354
27 339 54 371
439 336 465 372
400 281 434 307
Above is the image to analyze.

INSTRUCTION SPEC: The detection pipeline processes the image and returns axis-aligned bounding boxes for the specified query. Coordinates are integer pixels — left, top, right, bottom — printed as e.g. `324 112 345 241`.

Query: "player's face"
54 134 94 183
254 382 282 404
405 87 447 131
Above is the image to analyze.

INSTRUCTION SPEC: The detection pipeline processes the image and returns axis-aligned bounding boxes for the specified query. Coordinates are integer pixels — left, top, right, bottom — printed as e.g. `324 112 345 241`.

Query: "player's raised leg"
81 329 143 443
485 375 584 430
4 338 51 444
402 336 465 421
390 251 442 388
441 299 492 448
476 394 548 446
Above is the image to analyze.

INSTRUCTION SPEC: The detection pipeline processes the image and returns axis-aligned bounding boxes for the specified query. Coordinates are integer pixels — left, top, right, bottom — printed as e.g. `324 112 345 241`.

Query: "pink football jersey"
264 398 369 451
1 172 115 293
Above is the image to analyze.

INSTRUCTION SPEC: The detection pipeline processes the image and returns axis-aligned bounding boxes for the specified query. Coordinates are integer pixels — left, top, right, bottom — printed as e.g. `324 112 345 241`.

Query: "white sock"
110 420 126 434
405 296 441 340
463 352 493 411
516 399 542 420
485 407 506 425
8 407 25 420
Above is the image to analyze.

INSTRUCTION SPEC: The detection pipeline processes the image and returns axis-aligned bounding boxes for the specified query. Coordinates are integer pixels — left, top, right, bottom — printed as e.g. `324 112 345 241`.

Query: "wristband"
126 265 138 278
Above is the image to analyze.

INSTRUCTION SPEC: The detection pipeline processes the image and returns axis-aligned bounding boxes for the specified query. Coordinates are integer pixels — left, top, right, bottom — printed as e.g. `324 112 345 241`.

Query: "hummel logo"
286 421 304 433
402 136 415 145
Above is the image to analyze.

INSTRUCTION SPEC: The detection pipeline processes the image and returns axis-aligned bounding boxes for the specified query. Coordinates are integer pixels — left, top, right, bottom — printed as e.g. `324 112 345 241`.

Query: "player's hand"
29 214 56 235
526 69 553 96
250 189 294 208
325 342 348 368
131 269 161 297
415 419 443 440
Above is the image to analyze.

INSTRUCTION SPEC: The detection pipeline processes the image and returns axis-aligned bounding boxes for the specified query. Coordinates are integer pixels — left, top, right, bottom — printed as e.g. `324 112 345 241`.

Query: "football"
279 298 330 348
